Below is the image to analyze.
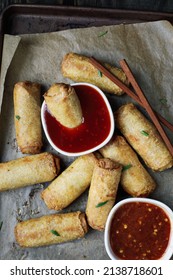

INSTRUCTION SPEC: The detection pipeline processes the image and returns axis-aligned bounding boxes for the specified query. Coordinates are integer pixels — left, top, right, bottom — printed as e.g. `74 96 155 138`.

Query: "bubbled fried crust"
43 82 83 128
14 211 88 247
115 103 173 171
99 136 156 197
14 81 42 154
61 52 128 95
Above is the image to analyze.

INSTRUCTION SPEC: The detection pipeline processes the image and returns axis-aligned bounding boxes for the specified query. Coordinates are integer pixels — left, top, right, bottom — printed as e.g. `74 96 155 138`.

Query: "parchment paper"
0 20 173 260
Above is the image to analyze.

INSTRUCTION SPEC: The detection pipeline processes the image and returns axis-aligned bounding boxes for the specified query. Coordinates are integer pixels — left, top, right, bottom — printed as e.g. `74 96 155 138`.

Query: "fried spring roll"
115 103 173 171
0 152 59 192
61 52 128 95
100 136 156 197
15 211 88 247
42 153 98 210
86 158 122 231
44 83 83 128
14 81 43 154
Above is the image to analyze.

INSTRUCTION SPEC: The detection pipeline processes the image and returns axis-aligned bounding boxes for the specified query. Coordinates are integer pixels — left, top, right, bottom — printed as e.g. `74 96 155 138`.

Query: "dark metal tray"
0 4 173 260
1 4 173 67
0 4 173 68
1 4 173 35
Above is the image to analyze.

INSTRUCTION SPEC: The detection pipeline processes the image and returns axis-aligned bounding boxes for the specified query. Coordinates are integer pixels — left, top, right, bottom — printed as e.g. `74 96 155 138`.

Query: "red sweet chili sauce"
110 202 171 260
44 84 111 153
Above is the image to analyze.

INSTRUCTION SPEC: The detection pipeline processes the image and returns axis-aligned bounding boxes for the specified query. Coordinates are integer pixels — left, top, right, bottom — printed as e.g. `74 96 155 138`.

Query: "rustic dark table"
1 0 173 13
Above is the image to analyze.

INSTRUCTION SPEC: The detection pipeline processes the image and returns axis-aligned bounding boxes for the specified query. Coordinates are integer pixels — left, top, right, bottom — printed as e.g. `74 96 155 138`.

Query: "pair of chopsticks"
89 57 173 156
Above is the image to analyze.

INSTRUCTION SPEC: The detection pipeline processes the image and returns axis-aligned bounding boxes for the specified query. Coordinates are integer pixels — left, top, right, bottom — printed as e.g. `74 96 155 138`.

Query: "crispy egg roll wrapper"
86 158 122 231
14 81 42 154
15 211 88 247
44 83 83 128
42 153 99 210
115 103 173 171
0 152 59 192
100 136 156 197
61 52 128 95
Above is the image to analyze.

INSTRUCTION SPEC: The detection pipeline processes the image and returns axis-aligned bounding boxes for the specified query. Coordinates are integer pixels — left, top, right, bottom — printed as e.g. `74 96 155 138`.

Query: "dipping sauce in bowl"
105 198 173 260
41 83 114 156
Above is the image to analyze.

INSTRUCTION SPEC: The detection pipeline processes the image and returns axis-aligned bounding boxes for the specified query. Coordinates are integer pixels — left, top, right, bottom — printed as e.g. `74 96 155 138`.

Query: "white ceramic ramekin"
41 82 114 157
104 197 173 260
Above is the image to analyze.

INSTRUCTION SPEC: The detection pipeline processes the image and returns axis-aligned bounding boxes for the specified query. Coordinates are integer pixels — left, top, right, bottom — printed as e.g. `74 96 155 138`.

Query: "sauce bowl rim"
104 197 173 260
41 82 115 157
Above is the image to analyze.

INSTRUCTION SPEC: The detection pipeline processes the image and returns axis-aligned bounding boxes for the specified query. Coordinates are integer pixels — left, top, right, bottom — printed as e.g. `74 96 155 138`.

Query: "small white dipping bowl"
104 197 173 260
41 82 114 157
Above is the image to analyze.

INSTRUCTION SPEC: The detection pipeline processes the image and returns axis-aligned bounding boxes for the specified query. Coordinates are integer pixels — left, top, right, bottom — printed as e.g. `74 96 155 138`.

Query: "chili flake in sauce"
110 202 171 260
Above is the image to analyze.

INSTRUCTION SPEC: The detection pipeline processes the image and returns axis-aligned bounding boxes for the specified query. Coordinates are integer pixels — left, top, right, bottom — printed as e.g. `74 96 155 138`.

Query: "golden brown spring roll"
44 83 83 128
42 153 98 210
115 103 173 171
0 152 59 192
61 52 128 95
15 211 88 247
86 158 122 231
100 136 156 197
14 81 43 154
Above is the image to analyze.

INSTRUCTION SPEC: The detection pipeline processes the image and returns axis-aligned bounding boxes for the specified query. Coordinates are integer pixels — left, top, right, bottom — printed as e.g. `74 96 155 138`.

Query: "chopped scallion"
141 130 149 136
50 229 60 236
98 70 102 77
159 98 167 105
98 30 108 37
96 201 108 208
122 164 132 171
15 115 21 120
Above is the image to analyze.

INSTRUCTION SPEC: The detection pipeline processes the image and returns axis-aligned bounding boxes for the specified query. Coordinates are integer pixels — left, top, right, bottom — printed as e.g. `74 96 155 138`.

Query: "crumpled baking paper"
0 20 173 260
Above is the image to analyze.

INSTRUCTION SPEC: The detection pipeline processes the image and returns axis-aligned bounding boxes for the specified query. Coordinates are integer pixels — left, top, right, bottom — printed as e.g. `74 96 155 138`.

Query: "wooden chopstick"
89 56 173 133
119 59 173 156
119 59 173 132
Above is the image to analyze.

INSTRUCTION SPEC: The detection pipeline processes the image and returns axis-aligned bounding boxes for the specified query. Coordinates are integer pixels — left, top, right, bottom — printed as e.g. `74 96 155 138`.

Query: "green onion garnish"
141 130 149 136
122 164 132 171
159 98 167 106
50 229 60 236
15 115 21 120
96 201 108 208
98 70 102 77
98 30 108 37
